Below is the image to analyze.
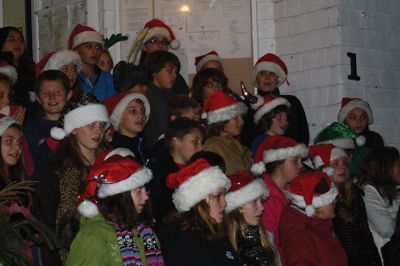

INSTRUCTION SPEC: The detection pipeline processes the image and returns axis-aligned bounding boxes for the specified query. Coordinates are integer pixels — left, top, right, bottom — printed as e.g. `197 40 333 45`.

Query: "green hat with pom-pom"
313 122 365 149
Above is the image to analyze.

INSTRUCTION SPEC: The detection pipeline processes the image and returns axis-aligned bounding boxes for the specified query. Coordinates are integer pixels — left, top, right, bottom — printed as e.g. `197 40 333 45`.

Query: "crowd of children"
0 18 398 266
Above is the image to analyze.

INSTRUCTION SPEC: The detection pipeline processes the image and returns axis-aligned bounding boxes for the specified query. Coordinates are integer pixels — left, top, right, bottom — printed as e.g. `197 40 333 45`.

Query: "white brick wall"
255 0 400 149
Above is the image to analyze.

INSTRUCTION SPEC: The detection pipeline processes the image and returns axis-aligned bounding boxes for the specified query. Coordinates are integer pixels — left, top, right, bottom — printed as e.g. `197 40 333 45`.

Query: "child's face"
143 35 170 53
344 107 368 134
75 42 102 65
2 29 25 62
206 188 227 224
119 100 146 137
282 156 304 182
223 115 244 137
153 63 177 89
240 197 264 226
60 64 78 87
203 78 223 100
268 111 288 135
330 156 349 184
1 126 22 167
131 185 149 214
72 121 106 154
36 80 71 120
0 81 11 108
97 51 113 73
173 128 203 164
256 70 280 92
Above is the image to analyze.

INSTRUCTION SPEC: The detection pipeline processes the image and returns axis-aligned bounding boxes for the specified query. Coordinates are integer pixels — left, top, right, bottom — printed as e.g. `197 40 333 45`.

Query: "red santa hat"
0 58 17 84
77 149 152 218
201 91 247 125
35 50 82 77
195 51 222 72
0 114 19 136
225 171 269 213
50 94 109 140
0 105 18 117
252 53 288 87
251 94 290 124
309 144 347 172
251 135 308 176
166 158 231 212
337 97 373 124
103 92 150 130
128 19 180 65
68 24 103 50
285 170 338 217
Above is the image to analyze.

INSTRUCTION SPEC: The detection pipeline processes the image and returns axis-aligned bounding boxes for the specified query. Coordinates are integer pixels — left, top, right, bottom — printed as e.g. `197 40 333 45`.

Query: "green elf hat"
313 122 365 149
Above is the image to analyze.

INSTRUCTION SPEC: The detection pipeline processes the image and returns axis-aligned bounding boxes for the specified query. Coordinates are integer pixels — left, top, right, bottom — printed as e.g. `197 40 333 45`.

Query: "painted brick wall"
255 0 400 148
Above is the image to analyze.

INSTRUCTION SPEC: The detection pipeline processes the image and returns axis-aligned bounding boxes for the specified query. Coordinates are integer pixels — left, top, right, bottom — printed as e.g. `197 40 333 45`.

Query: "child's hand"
12 106 26 123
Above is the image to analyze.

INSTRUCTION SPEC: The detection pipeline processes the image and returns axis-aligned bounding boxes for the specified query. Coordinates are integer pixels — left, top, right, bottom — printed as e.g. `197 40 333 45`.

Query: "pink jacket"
261 174 288 249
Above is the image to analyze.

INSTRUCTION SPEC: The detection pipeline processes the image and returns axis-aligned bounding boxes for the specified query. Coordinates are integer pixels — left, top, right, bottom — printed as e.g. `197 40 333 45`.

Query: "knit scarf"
110 221 164 266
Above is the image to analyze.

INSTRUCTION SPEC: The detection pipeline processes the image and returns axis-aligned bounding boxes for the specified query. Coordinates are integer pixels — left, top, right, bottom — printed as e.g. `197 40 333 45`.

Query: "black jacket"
159 221 238 266
332 184 381 266
361 128 384 148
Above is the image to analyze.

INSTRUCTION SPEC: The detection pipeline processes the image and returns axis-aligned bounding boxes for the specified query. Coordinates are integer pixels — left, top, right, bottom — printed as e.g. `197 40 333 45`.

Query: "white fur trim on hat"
285 184 338 217
330 147 347 162
312 155 325 169
77 199 99 218
253 97 290 124
43 50 82 73
145 27 181 49
337 99 373 124
110 93 150 130
97 167 152 198
322 167 335 178
104 148 135 160
252 61 287 88
0 65 17 84
206 102 247 125
0 116 19 136
196 54 222 72
225 179 269 213
72 31 103 49
63 104 109 138
263 144 308 163
172 166 231 212
317 138 355 150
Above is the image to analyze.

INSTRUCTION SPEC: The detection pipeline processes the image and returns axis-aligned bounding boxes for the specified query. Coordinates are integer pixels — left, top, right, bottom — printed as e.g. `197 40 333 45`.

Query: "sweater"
66 214 164 266
79 68 116 100
279 205 348 266
143 82 175 149
203 135 253 175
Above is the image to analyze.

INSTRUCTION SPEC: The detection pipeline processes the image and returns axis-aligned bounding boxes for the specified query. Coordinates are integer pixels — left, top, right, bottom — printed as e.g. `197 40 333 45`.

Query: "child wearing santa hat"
194 51 223 73
309 143 381 266
127 18 188 95
103 91 153 168
251 135 308 259
279 170 348 266
250 94 291 156
224 171 280 266
337 97 384 147
66 149 164 265
36 49 82 99
159 158 237 265
202 91 250 175
33 93 109 264
68 24 116 100
252 53 309 145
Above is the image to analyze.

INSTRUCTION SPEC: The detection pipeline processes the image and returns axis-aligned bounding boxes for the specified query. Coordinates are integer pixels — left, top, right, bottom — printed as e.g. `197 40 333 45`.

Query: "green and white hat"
313 122 365 149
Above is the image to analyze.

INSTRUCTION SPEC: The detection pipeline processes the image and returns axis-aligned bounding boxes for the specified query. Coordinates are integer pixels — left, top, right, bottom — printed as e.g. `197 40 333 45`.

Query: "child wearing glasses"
128 19 189 95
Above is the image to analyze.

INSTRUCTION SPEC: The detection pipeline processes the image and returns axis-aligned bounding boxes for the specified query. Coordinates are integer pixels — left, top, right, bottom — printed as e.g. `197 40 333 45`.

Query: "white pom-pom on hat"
77 200 99 218
322 167 335 178
305 205 316 217
170 39 180 49
251 162 266 176
356 135 366 146
50 127 66 140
